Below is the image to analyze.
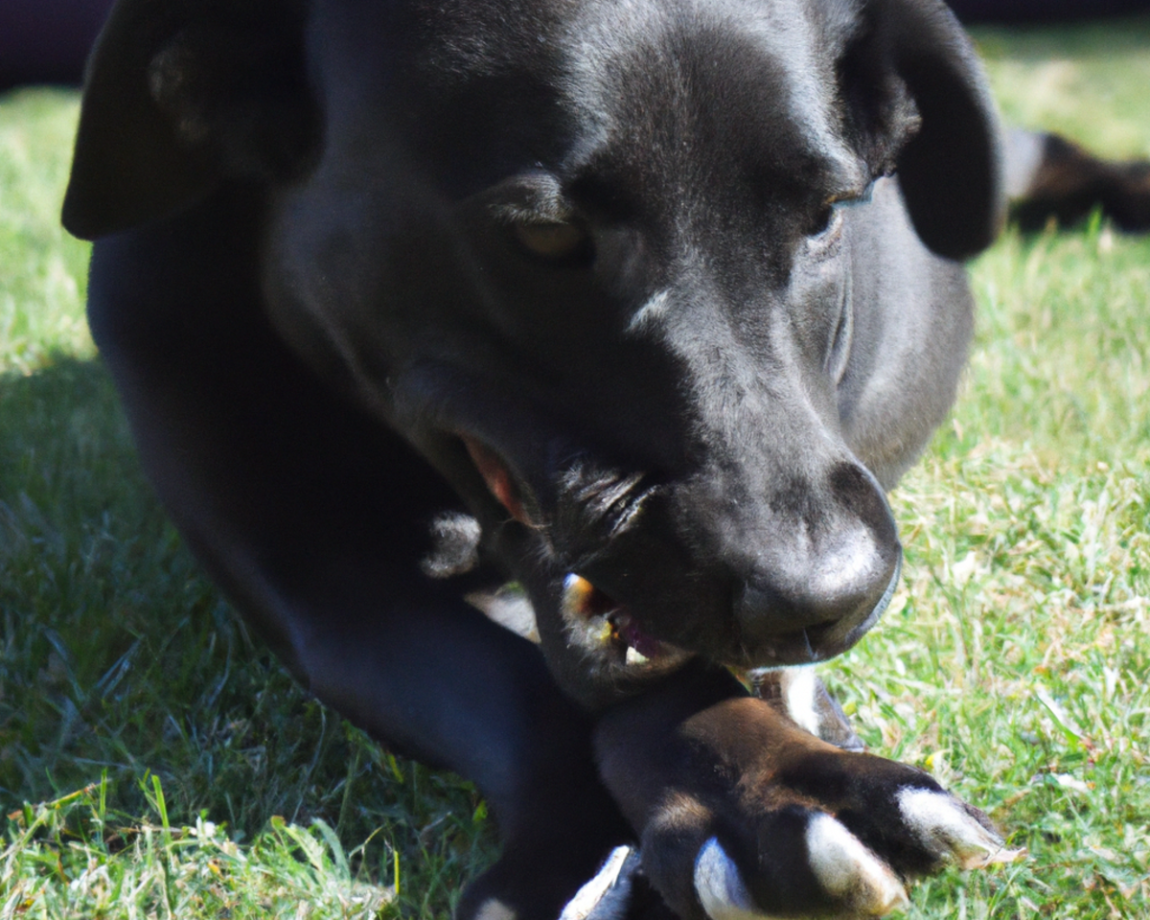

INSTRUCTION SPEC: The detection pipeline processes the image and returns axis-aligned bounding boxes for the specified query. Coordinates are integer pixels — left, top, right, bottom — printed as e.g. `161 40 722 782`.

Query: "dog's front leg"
595 665 1016 920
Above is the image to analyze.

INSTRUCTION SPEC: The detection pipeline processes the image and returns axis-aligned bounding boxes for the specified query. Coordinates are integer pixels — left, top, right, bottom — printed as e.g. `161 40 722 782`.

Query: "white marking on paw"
474 898 517 920
694 838 774 920
779 666 821 737
897 788 1022 869
559 846 633 920
805 814 907 916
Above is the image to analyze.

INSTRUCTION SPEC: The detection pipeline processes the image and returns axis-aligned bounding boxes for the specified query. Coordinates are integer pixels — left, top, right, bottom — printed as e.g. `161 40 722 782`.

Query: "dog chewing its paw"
65 0 1025 916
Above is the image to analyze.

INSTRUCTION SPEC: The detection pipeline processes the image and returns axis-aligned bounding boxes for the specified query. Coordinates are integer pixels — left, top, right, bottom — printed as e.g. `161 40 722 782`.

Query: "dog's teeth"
625 646 650 666
897 788 1023 869
805 814 908 916
694 838 762 920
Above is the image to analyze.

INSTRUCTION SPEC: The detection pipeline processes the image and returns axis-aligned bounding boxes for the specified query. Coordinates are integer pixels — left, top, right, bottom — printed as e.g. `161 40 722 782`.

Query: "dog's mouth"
458 433 888 674
560 573 692 670
459 433 695 671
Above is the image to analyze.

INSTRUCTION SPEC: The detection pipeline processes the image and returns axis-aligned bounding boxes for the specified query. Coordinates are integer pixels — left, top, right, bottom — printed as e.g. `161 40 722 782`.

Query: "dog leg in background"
1004 127 1150 231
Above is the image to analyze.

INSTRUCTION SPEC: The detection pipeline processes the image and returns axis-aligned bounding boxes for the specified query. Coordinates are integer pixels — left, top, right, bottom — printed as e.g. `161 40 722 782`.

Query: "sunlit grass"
0 90 92 375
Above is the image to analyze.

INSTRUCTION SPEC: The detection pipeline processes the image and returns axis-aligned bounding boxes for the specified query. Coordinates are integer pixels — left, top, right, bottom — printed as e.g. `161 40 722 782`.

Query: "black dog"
64 1 1019 918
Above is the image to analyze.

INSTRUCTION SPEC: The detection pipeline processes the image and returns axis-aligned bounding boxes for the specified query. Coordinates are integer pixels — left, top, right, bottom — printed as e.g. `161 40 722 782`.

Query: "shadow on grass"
0 355 495 906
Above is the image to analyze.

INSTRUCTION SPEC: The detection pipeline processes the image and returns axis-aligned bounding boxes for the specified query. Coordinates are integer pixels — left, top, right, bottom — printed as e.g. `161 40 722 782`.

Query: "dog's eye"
809 180 876 240
807 203 845 242
808 203 837 237
512 221 592 262
807 181 875 244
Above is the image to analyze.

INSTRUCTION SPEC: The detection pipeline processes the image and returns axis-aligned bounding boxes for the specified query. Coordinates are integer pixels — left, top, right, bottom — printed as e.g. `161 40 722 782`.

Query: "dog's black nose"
735 462 901 659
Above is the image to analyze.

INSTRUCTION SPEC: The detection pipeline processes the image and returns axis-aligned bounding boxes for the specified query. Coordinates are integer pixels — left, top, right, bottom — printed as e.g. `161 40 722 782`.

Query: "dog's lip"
459 434 535 526
745 624 852 666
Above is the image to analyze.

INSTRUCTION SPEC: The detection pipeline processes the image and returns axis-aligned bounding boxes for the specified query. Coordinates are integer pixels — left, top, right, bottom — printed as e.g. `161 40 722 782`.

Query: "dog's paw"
551 789 1018 920
684 787 1018 920
458 840 626 920
596 678 1020 920
642 763 1019 920
558 846 641 920
454 782 638 920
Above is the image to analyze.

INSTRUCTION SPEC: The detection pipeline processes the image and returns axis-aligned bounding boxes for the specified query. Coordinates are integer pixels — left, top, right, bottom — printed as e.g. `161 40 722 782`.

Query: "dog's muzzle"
463 433 901 670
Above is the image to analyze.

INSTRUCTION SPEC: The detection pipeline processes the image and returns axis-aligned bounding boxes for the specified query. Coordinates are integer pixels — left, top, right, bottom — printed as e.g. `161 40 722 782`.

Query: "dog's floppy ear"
839 0 1004 259
63 0 317 240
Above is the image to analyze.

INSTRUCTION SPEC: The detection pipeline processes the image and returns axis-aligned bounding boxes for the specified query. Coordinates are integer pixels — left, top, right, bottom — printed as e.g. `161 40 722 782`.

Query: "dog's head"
65 0 1002 705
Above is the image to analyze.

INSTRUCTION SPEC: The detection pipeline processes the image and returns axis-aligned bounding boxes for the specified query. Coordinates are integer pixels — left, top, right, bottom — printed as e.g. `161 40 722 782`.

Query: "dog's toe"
896 788 1024 870
803 816 908 916
693 838 759 920
559 846 641 920
694 823 907 920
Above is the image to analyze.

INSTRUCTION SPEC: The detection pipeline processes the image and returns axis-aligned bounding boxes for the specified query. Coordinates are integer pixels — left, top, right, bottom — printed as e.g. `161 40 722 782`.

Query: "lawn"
2 15 1149 920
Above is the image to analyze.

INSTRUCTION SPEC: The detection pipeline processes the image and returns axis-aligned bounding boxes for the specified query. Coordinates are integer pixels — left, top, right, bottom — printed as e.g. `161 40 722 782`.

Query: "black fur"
65 1 1007 918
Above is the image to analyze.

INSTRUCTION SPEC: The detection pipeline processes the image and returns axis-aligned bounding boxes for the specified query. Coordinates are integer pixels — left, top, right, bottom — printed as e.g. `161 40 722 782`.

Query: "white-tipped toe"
474 899 517 920
558 846 635 920
694 838 766 920
897 788 1023 869
805 814 908 916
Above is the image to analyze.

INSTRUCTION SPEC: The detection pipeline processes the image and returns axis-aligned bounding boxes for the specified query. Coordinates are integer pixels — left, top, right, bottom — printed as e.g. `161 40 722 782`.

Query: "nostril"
736 462 901 649
737 536 898 630
829 461 899 547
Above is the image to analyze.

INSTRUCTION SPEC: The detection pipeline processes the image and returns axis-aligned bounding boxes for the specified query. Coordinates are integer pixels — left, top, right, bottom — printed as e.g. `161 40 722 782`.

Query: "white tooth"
625 646 650 666
805 814 908 916
897 788 1023 869
694 838 770 920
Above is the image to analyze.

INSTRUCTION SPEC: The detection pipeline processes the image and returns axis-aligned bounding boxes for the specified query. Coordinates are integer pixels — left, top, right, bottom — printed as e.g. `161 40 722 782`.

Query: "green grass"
0 89 492 920
3 16 1150 920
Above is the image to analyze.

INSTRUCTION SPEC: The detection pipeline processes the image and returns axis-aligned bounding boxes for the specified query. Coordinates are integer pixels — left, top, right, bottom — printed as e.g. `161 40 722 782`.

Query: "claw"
805 814 908 917
897 788 1025 870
